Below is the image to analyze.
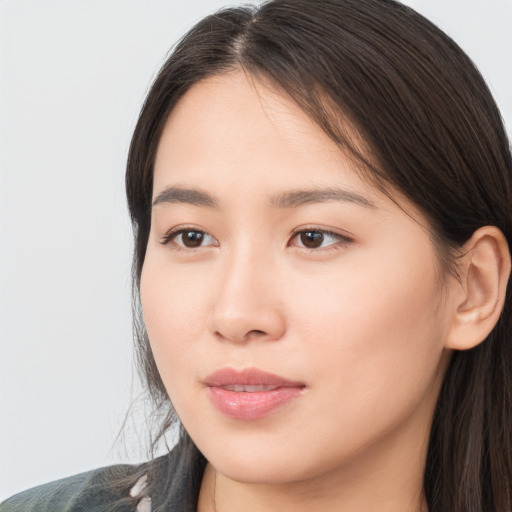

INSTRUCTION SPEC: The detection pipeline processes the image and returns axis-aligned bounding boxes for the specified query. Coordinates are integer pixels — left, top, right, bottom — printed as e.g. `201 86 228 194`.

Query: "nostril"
249 330 266 336
243 329 270 341
214 329 268 343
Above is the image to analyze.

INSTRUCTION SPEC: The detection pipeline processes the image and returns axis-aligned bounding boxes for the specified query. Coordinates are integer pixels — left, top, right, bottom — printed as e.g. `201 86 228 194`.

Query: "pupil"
301 231 324 248
183 231 204 247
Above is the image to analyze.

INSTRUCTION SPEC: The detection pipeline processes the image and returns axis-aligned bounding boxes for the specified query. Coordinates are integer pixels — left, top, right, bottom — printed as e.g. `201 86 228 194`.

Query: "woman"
2 0 511 511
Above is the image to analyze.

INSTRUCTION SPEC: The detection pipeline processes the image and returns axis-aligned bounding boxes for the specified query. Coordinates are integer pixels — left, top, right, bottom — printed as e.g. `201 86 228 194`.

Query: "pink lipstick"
204 368 305 420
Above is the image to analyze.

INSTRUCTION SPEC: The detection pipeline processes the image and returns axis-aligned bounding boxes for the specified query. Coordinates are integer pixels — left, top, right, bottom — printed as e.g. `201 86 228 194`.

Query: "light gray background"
1 0 511 501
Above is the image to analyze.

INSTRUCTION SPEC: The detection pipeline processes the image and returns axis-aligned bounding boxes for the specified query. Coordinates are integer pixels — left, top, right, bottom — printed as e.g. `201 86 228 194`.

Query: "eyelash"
160 227 217 251
289 227 352 252
160 226 352 252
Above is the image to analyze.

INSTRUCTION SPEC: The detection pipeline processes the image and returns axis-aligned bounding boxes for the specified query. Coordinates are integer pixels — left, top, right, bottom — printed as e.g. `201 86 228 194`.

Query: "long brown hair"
125 1 512 510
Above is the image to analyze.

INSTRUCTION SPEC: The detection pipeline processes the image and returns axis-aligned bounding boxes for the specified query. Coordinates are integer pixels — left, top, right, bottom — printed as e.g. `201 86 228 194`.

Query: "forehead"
154 72 373 196
152 70 428 230
161 71 323 146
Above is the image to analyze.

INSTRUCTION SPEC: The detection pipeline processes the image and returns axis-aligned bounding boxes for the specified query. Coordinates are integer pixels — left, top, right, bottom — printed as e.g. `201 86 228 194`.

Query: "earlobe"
446 226 511 351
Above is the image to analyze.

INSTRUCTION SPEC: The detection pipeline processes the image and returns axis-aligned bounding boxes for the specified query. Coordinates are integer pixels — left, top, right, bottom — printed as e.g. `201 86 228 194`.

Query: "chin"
201 439 324 485
215 459 305 485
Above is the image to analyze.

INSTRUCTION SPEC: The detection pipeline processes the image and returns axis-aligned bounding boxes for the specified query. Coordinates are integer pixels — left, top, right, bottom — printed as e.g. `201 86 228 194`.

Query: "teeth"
222 384 279 392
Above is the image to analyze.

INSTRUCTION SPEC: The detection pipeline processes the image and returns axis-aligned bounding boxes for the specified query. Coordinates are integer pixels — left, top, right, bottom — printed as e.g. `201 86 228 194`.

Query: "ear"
445 226 511 351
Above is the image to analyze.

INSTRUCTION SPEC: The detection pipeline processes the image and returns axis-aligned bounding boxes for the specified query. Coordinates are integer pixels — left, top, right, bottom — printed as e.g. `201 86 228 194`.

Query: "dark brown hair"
126 1 512 510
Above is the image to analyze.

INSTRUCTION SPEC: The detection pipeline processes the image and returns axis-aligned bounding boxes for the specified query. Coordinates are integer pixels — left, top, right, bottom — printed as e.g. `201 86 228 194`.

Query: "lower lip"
208 386 304 420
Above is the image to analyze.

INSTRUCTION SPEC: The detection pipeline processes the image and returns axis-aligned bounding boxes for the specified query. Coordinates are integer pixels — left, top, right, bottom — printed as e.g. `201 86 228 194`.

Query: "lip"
204 368 305 420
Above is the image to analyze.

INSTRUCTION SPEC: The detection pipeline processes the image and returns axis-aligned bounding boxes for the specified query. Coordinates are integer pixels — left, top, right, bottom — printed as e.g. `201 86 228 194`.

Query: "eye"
160 228 218 249
290 228 351 250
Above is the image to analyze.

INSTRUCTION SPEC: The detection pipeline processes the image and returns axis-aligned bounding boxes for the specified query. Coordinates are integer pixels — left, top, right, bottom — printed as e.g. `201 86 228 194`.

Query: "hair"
125 0 512 510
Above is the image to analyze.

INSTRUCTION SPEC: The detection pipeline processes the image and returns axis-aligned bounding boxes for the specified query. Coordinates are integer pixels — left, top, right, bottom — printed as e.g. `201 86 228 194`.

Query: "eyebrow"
270 188 376 209
152 186 218 208
152 185 375 209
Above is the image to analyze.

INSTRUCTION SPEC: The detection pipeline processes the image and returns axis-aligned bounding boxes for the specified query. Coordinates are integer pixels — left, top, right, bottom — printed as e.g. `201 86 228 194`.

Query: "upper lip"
204 367 305 388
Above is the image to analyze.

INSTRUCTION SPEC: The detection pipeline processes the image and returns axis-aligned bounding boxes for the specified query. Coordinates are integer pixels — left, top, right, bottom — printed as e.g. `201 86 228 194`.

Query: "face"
141 71 454 485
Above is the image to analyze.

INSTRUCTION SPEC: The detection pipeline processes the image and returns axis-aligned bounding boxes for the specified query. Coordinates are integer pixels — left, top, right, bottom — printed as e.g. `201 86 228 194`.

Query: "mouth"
220 384 282 392
204 367 306 420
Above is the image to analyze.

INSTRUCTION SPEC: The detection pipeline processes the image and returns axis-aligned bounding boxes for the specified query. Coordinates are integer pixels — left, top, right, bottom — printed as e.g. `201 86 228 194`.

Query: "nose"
208 245 286 344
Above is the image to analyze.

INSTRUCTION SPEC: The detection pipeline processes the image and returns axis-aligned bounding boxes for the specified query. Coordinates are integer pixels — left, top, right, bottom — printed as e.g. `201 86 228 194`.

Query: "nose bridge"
209 237 285 343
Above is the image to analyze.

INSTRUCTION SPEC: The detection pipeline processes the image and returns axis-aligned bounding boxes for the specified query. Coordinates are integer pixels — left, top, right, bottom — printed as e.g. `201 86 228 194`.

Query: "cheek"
140 253 212 388
289 247 443 341
286 249 447 425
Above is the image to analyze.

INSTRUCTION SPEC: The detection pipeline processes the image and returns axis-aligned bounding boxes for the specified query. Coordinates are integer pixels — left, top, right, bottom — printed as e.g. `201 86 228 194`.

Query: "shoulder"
0 463 141 512
0 436 206 512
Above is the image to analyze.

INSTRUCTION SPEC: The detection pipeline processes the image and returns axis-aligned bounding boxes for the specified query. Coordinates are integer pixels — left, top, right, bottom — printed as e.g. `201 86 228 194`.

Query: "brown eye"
161 228 218 249
300 231 325 248
180 230 205 248
291 229 351 251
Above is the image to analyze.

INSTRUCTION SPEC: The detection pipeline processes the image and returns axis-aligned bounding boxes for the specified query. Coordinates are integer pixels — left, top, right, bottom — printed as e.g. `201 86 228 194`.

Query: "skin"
140 71 459 512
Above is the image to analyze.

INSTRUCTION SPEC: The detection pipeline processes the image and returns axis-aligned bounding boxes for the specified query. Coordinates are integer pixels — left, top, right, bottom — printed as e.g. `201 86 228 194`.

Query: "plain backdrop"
1 0 511 501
